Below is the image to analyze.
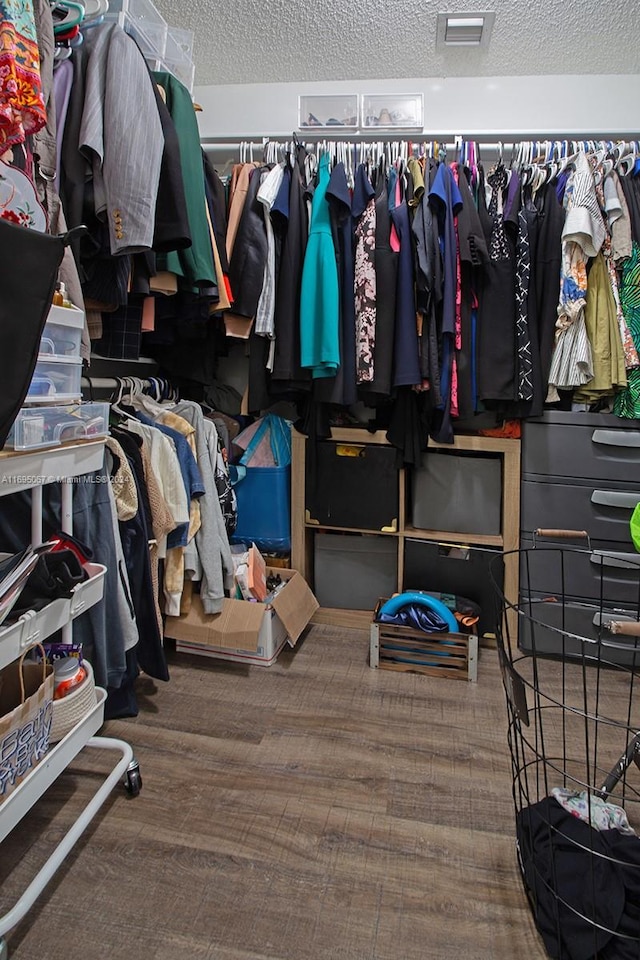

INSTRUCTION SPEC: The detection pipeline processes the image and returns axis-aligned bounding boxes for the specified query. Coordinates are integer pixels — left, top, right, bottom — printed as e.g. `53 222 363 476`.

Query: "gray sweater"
173 401 234 614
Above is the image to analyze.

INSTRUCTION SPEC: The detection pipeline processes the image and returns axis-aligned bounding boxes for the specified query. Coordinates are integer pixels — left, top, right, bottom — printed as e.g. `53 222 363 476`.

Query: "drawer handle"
591 490 640 509
535 528 589 540
590 551 640 570
592 429 640 449
606 620 640 638
335 444 365 457
593 611 637 629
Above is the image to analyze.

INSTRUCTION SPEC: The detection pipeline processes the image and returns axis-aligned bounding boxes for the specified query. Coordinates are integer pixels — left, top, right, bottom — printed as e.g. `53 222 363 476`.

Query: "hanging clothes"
390 167 421 388
454 163 489 420
227 164 269 321
0 0 47 147
352 162 376 384
411 157 440 405
300 151 340 378
361 160 397 401
476 162 518 405
573 252 627 402
547 154 608 399
271 144 310 387
613 244 640 418
314 160 357 406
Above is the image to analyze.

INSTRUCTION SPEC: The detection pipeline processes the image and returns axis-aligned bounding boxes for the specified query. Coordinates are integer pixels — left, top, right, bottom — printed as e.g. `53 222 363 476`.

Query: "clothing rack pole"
200 134 640 153
82 377 146 390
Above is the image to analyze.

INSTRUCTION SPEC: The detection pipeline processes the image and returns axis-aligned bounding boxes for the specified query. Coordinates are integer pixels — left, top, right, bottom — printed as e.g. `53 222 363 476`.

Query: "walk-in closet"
0 1 639 958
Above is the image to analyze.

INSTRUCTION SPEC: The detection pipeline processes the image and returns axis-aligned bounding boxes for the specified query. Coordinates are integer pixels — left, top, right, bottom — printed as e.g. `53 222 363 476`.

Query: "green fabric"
614 242 640 418
153 71 216 289
631 501 640 552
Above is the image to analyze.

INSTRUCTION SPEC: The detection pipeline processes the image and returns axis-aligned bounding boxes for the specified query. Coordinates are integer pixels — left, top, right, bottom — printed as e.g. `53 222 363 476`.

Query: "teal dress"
300 153 340 378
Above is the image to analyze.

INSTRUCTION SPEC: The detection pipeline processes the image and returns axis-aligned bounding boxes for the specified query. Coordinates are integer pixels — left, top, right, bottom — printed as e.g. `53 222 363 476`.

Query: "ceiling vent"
436 12 495 47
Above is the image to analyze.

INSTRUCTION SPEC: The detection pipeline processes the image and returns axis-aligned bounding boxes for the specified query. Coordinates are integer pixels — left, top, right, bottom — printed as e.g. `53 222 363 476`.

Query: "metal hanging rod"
201 132 640 152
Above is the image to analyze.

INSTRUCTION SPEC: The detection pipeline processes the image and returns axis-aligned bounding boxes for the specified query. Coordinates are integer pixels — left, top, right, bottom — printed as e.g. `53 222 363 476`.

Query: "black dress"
271 145 311 389
476 163 518 404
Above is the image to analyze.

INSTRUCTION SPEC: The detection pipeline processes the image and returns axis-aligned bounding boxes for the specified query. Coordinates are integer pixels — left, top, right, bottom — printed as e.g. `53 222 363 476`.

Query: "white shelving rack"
0 440 137 960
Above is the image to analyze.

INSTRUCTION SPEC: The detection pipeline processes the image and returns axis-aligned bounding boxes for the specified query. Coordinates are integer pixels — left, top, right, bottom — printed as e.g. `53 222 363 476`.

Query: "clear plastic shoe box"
26 357 83 403
6 402 110 451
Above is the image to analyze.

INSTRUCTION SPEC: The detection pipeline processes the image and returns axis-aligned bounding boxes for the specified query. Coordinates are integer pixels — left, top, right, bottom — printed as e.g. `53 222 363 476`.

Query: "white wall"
195 75 640 141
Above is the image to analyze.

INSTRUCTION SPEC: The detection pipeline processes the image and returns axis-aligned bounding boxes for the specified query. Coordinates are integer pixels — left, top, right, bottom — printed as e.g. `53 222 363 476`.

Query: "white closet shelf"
0 439 106 496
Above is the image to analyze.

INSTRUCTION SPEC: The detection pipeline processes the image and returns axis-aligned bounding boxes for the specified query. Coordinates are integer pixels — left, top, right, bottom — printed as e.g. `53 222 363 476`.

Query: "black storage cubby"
305 439 399 531
403 538 503 640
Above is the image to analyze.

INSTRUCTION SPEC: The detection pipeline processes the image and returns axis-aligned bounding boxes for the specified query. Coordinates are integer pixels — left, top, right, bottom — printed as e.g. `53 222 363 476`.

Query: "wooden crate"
369 600 478 681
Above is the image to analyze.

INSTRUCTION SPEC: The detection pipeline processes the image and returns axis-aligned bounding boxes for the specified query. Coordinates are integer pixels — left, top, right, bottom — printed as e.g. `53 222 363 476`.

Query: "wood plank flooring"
0 624 549 960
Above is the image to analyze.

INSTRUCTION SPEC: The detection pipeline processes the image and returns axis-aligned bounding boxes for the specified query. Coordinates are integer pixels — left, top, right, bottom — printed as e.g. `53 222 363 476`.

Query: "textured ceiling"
155 0 640 88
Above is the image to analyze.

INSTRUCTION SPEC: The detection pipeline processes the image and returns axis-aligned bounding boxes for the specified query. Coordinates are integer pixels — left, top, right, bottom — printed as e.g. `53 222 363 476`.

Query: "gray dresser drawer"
519 539 640 606
518 592 640 667
521 477 640 545
523 418 640 481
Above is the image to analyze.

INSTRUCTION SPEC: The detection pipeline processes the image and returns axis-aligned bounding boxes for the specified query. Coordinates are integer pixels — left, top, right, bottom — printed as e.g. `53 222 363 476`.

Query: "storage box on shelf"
6 402 109 451
26 356 82 404
291 427 521 643
314 532 397 610
361 93 423 129
298 94 359 130
370 599 478 681
403 539 503 643
105 0 196 92
41 303 84 360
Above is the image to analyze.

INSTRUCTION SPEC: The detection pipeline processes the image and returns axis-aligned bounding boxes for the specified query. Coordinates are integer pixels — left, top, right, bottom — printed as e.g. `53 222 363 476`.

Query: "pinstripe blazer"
79 23 164 256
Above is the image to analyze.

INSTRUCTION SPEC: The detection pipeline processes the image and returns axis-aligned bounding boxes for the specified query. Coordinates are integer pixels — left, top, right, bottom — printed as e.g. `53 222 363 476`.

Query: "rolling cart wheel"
0 936 8 960
124 759 142 797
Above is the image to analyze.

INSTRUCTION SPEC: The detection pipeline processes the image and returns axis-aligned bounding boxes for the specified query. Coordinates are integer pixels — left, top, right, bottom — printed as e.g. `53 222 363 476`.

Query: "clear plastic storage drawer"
26 357 83 403
40 304 84 360
6 402 109 450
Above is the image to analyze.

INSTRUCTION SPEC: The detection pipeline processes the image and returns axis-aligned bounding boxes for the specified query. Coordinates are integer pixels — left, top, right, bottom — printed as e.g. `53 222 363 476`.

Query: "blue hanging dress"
300 152 340 378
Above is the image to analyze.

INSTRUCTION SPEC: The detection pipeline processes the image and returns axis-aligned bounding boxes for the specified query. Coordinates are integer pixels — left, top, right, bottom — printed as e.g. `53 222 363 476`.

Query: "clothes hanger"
51 0 84 34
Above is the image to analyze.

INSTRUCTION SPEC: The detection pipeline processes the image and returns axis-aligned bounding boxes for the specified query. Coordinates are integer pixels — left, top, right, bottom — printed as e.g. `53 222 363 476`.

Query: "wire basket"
50 659 96 743
492 541 640 960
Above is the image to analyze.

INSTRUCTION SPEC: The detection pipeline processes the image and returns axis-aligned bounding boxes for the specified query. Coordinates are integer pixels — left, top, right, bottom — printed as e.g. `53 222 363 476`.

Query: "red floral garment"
0 0 47 149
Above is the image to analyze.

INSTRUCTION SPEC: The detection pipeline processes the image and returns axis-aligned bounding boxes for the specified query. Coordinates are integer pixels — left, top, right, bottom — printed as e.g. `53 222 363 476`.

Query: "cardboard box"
164 568 318 666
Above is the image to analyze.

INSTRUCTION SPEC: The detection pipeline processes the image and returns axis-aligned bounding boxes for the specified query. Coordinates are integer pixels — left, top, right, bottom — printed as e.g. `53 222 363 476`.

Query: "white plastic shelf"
0 687 107 842
0 440 138 954
0 440 106 497
0 562 106 673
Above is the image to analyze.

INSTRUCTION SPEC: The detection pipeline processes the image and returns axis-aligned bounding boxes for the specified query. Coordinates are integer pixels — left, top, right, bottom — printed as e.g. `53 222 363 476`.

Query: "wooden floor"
0 624 549 960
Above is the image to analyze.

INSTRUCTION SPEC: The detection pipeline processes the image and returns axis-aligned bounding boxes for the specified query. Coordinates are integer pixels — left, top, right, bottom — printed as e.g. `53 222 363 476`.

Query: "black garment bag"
0 218 85 448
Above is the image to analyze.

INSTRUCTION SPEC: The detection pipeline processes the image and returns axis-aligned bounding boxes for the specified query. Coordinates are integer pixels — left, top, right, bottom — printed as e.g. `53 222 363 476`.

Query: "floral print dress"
0 0 47 148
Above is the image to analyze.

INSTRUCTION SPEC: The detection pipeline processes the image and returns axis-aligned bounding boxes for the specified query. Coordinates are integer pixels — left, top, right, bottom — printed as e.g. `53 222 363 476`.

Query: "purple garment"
503 169 521 222
53 59 74 194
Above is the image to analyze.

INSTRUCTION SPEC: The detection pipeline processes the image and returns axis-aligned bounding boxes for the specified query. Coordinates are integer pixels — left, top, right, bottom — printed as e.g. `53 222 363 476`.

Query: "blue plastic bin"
229 464 291 552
